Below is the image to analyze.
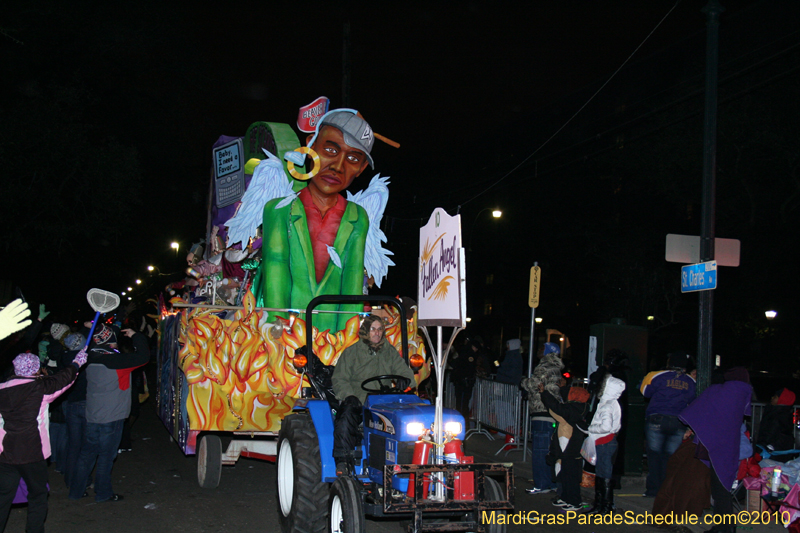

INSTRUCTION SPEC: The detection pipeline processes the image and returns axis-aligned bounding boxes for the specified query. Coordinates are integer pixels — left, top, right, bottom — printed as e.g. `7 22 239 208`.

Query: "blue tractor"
276 296 513 533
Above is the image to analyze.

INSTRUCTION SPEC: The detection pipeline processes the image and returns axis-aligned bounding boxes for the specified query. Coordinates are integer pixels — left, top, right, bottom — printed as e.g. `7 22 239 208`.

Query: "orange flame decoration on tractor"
176 291 430 432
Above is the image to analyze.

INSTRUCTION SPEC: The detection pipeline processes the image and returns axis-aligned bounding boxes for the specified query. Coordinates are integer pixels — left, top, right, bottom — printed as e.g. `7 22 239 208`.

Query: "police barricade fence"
464 377 524 456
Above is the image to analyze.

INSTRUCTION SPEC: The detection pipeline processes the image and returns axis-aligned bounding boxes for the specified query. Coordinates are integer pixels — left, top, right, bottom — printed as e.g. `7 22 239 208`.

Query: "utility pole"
697 0 724 393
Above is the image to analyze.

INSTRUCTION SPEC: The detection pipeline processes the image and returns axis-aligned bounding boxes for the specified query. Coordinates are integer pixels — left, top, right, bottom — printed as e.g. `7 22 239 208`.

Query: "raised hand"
73 348 88 367
0 299 32 340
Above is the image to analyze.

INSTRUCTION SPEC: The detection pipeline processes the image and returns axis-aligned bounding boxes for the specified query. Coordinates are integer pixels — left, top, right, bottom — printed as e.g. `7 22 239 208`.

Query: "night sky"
2 1 797 371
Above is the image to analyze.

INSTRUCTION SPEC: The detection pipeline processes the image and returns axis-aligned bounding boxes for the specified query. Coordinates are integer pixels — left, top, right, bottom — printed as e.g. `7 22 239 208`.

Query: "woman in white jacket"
586 375 626 514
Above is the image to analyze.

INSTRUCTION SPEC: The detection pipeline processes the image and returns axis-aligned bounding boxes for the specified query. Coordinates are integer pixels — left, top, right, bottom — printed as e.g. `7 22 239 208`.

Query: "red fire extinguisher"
407 435 434 498
443 437 465 463
443 437 474 500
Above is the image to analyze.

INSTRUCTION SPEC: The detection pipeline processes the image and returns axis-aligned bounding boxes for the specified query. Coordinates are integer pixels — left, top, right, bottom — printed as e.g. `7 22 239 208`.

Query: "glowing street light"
535 317 543 324
135 279 142 285
127 287 133 292
765 310 777 320
468 207 503 251
171 242 180 251
147 265 155 272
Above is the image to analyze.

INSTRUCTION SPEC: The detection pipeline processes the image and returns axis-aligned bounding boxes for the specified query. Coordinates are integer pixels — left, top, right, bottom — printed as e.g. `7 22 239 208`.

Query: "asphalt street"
4 400 784 533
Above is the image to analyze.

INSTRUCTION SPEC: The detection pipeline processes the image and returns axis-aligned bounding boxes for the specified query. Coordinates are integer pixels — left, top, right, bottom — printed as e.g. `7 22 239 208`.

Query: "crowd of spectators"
0 297 151 531
449 333 795 531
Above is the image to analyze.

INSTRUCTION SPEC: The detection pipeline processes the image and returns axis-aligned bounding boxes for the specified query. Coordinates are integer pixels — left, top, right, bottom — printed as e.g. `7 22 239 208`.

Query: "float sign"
681 261 717 293
418 208 466 327
213 137 245 208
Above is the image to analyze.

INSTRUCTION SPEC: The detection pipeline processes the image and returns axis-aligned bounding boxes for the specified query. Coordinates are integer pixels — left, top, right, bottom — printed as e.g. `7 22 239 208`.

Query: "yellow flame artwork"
174 291 431 433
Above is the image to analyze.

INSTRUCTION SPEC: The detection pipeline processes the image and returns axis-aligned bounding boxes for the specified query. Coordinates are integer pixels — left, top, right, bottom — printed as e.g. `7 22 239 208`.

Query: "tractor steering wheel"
361 375 411 395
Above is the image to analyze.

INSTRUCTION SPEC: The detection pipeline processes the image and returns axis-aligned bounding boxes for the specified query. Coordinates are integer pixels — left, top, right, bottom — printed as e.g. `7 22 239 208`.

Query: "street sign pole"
697 0 723 393
523 263 541 460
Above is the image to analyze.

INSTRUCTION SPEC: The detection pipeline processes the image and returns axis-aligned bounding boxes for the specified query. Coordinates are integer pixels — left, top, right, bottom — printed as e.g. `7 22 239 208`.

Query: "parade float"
156 99 513 533
156 98 431 469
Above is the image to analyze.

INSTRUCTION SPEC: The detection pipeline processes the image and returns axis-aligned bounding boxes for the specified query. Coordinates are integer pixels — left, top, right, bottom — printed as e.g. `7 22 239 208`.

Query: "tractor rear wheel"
277 413 330 533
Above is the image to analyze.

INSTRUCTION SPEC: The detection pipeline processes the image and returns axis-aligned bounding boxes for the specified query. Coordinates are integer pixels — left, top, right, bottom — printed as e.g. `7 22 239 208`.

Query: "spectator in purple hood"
0 349 87 533
680 367 752 533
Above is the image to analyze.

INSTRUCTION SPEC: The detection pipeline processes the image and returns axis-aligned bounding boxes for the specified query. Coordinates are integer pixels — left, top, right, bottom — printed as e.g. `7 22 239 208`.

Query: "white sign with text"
418 208 465 327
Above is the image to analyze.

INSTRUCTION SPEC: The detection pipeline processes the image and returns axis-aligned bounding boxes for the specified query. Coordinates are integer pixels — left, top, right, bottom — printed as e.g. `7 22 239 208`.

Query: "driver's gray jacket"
332 340 415 404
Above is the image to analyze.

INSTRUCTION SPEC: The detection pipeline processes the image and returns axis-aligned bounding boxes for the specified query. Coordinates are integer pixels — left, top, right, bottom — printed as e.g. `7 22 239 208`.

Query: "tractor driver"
331 314 416 475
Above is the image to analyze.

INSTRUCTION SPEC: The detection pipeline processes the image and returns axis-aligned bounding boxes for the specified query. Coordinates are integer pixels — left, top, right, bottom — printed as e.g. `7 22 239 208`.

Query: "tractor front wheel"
329 476 365 533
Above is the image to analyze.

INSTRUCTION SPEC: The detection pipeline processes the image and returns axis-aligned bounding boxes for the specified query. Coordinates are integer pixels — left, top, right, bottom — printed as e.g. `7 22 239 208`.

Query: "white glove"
73 348 88 368
0 299 32 341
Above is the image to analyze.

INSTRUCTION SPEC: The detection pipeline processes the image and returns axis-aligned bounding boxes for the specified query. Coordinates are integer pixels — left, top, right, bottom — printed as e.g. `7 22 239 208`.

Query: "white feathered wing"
347 174 395 287
224 149 296 247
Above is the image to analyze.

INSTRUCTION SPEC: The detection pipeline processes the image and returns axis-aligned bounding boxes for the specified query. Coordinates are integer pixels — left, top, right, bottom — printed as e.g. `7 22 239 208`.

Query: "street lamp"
147 265 155 272
468 207 502 251
171 242 180 252
765 310 777 320
135 279 141 285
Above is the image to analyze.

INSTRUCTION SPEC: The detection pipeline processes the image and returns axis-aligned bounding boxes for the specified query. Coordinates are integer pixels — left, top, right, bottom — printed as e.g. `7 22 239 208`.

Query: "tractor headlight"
444 421 463 435
406 422 426 436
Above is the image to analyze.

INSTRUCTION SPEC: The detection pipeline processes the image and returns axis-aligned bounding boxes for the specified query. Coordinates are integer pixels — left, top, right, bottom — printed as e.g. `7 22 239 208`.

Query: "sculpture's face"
307 126 369 198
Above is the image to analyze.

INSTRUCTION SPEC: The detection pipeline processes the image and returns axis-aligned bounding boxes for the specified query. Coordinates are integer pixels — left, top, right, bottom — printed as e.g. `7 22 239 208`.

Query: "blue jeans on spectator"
49 418 67 473
68 419 124 502
596 436 618 479
645 413 685 496
531 418 557 490
64 400 88 490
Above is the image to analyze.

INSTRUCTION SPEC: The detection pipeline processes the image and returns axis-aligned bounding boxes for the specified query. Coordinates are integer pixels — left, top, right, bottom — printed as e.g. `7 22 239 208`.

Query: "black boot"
333 450 356 476
600 478 615 513
584 477 605 514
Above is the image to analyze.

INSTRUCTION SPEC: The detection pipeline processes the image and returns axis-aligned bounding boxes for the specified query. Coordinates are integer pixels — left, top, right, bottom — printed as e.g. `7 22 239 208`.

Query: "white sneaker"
552 498 569 507
560 503 583 512
526 487 555 495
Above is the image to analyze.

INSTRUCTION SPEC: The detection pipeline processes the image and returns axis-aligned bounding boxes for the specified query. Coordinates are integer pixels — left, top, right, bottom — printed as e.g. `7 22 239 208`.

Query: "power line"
456 0 682 209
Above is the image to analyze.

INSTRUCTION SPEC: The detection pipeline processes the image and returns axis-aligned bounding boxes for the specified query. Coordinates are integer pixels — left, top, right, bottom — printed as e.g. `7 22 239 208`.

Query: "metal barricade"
465 377 524 456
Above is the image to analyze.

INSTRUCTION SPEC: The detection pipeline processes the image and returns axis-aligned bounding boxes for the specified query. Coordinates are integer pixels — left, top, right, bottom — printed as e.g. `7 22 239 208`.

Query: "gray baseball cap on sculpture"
318 110 375 168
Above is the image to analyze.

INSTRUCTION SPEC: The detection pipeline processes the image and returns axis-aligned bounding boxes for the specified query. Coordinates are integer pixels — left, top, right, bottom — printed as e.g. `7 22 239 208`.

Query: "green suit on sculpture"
262 195 368 333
